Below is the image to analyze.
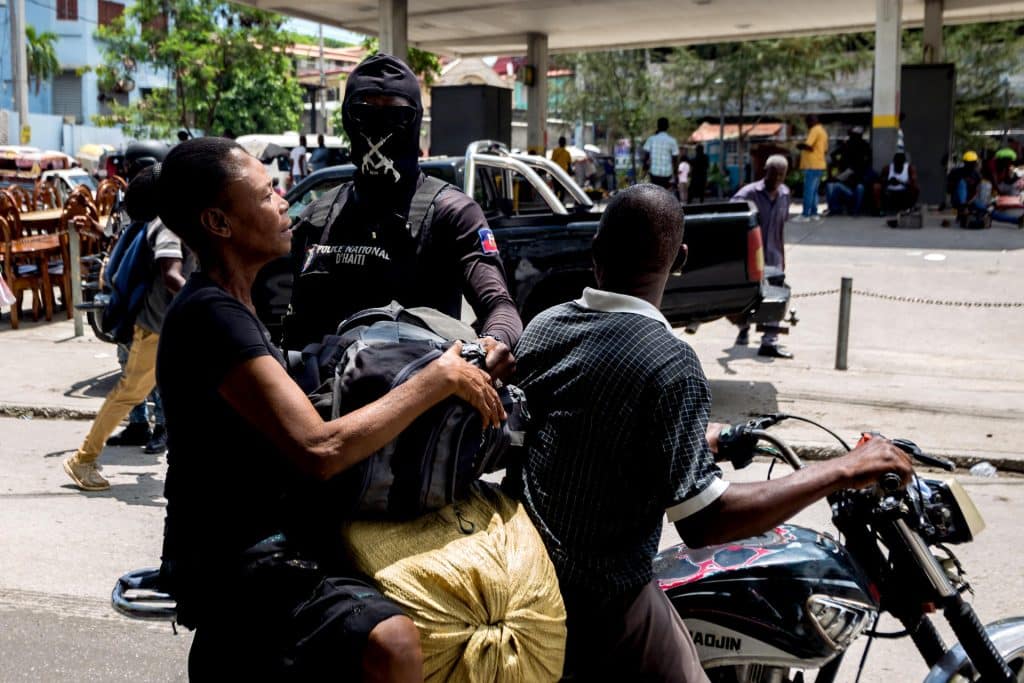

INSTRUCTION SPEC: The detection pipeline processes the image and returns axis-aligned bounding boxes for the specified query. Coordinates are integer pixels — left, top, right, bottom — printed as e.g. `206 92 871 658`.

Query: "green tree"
554 50 654 184
666 36 868 183
93 0 304 138
330 38 441 133
903 22 1024 152
25 26 61 95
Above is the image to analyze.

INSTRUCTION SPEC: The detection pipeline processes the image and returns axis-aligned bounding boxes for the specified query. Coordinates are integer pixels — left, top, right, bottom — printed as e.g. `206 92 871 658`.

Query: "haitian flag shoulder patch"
478 227 499 255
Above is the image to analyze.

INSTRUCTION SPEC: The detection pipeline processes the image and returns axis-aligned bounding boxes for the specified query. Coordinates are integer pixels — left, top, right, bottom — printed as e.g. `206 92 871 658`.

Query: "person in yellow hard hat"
948 150 986 228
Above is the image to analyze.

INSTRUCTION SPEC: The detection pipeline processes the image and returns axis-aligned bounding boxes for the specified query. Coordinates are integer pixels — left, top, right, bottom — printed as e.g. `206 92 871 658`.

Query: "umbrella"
260 143 291 163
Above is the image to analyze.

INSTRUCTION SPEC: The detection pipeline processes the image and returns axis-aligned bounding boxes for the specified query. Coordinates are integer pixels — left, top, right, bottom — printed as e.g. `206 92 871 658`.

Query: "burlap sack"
341 482 566 682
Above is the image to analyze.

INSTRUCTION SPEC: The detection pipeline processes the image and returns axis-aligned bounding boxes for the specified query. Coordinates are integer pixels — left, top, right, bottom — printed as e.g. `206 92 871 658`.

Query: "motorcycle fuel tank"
654 525 878 670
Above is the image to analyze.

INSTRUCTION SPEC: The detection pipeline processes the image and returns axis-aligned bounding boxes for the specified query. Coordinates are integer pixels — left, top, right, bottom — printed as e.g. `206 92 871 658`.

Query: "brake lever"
892 438 955 471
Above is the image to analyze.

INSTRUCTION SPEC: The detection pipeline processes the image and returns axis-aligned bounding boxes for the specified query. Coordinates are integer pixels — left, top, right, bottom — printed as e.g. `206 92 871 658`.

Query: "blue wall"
1 1 167 124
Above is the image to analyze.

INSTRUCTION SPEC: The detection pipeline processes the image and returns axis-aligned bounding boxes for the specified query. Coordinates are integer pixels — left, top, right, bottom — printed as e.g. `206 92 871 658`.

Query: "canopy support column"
872 0 902 168
923 0 943 63
379 0 408 63
526 32 548 155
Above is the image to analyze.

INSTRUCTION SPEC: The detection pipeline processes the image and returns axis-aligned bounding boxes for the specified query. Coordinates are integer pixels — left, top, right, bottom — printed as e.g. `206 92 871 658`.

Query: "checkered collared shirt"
508 288 728 598
643 131 680 178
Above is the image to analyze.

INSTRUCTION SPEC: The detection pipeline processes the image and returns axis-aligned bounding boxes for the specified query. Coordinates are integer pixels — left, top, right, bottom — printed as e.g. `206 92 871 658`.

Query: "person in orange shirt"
551 137 573 200
795 114 828 221
552 136 572 172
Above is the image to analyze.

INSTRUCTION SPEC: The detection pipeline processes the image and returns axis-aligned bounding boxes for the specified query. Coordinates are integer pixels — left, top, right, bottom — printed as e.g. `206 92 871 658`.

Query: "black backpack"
292 302 528 519
93 220 154 344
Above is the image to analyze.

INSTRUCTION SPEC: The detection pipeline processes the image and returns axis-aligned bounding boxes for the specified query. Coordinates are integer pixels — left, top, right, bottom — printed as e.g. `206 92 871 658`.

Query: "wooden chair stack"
95 176 126 217
0 215 45 328
5 185 34 212
33 178 63 211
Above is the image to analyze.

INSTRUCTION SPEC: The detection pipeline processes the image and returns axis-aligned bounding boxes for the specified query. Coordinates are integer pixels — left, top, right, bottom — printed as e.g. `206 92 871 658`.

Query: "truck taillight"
747 227 765 282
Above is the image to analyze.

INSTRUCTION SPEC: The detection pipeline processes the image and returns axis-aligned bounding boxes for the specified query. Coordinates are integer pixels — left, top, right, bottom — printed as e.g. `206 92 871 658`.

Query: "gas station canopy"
249 0 1024 56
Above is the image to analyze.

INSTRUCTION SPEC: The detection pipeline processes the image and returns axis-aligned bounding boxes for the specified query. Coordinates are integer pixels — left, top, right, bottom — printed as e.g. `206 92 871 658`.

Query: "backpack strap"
407 176 451 240
299 181 353 244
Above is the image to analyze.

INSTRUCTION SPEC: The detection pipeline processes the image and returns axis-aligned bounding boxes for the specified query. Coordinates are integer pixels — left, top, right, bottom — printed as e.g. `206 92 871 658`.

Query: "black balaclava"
342 54 423 207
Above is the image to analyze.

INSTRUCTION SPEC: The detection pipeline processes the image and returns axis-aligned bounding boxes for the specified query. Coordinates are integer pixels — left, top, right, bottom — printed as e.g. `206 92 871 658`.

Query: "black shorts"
185 536 405 681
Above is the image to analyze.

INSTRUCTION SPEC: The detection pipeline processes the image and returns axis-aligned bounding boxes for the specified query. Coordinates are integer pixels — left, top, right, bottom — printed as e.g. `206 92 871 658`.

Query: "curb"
4 403 1023 476
0 404 98 421
794 445 1024 476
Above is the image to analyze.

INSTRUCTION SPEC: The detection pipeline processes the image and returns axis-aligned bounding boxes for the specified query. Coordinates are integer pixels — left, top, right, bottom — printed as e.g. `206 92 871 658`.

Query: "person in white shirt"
676 155 691 203
289 135 308 189
642 118 679 190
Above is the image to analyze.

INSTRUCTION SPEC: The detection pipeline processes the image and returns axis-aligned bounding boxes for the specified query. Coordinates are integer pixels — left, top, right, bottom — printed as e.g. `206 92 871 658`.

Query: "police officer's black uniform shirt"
285 172 522 351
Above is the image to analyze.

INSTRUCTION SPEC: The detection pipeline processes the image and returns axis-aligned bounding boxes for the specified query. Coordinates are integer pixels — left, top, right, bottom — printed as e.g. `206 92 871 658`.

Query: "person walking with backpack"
283 54 520 380
63 167 189 491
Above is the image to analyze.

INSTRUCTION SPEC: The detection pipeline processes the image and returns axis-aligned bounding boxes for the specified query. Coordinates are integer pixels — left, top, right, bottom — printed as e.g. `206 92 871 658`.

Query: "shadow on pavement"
788 217 1024 252
65 370 120 400
104 472 166 508
96 445 164 467
56 471 165 508
707 378 780 423
713 343 787 376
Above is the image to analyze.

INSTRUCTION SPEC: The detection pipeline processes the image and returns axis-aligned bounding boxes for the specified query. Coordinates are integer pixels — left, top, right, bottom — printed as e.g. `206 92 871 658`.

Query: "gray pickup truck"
256 141 788 338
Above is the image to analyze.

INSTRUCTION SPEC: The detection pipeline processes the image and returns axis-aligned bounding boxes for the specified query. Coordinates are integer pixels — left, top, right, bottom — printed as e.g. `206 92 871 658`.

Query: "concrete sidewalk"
1 212 1023 471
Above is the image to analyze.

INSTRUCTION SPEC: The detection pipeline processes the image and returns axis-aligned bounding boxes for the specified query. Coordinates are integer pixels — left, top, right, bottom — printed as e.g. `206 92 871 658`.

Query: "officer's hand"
478 336 516 382
837 437 914 490
436 342 505 429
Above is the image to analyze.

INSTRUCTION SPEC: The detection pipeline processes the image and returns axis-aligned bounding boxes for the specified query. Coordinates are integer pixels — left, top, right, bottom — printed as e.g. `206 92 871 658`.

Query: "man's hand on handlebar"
838 436 914 491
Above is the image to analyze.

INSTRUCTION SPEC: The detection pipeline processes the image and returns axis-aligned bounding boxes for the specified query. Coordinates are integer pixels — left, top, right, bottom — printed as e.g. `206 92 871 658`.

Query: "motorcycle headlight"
806 595 876 651
915 478 986 545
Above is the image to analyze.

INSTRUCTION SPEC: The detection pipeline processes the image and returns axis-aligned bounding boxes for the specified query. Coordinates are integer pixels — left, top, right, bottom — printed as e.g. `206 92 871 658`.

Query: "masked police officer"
283 54 521 379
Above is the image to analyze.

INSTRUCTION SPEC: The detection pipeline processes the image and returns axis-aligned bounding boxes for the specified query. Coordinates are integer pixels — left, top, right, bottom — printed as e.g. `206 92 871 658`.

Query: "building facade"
1 0 168 125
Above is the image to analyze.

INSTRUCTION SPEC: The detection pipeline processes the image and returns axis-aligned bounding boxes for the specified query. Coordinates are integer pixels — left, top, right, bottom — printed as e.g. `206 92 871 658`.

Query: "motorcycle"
111 414 1024 681
656 414 1024 682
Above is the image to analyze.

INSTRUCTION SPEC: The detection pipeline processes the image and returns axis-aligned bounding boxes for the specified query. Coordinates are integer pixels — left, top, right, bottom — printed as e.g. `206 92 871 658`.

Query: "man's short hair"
657 117 669 132
299 134 307 147
559 136 567 146
594 184 683 278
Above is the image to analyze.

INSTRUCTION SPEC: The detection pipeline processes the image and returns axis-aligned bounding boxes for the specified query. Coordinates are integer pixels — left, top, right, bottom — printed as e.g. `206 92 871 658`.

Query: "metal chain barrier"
791 288 1024 308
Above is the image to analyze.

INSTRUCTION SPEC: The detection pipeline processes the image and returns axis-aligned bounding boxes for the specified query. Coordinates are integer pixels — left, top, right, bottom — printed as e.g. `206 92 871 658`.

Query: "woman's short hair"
158 136 247 259
124 165 161 224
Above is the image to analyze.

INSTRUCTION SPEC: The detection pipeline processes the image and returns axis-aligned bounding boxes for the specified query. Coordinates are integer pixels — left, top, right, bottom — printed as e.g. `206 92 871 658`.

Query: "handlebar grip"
717 425 755 470
880 472 904 493
892 438 955 471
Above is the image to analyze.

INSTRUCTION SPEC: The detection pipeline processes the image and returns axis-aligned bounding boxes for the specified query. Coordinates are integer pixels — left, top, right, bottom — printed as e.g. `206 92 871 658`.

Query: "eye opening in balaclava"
343 54 423 205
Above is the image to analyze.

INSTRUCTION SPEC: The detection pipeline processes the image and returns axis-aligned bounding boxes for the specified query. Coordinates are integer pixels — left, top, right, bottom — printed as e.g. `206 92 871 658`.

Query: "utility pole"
9 0 31 143
318 23 327 134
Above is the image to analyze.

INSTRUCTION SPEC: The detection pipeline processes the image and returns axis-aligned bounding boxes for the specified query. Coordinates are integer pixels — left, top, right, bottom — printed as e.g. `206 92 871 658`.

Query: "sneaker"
144 426 167 455
106 422 152 447
734 327 750 346
63 455 110 491
757 344 794 359
810 214 823 222
791 215 810 223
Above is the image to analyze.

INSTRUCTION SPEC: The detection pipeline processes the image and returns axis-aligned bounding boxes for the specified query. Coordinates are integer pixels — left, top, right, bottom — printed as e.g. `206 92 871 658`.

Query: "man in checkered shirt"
643 117 680 190
509 184 913 681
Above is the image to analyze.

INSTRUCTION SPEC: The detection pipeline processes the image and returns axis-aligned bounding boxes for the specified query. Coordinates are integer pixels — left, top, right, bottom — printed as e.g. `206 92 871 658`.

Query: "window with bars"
98 0 125 26
56 0 78 20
